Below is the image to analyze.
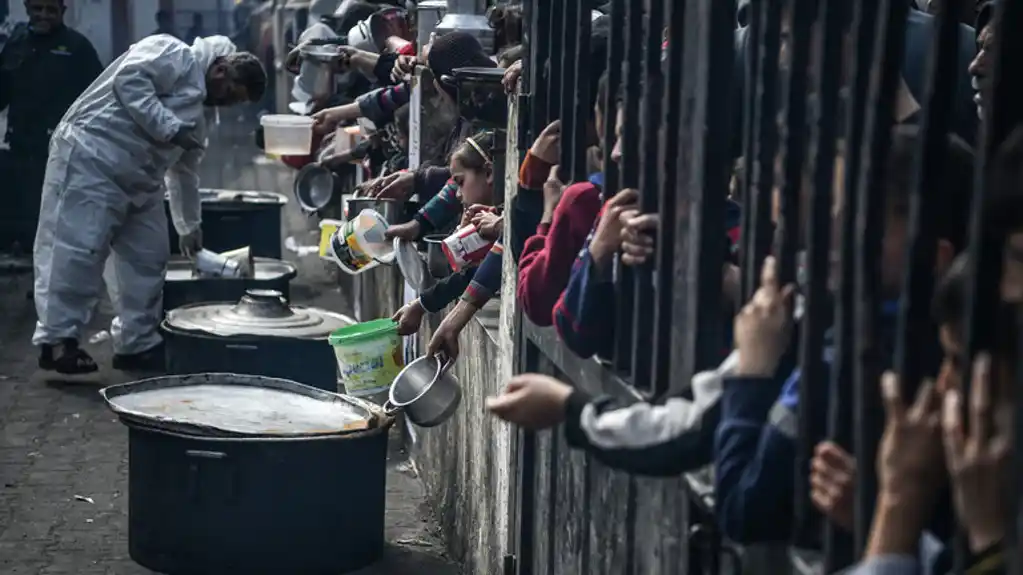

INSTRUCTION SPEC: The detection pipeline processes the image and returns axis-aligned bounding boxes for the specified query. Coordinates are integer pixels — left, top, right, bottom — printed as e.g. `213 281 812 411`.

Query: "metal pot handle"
436 352 455 376
382 399 401 416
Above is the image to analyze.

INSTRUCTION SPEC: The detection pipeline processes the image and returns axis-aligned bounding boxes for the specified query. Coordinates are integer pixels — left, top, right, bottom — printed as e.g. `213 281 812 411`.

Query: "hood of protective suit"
190 35 238 78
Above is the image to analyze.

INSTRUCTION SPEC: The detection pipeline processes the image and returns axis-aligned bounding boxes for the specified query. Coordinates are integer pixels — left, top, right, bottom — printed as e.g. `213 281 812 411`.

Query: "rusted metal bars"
557 0 581 179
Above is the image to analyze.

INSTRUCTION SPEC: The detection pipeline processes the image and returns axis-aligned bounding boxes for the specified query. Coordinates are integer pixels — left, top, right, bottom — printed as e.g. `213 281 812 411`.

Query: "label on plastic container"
441 225 494 271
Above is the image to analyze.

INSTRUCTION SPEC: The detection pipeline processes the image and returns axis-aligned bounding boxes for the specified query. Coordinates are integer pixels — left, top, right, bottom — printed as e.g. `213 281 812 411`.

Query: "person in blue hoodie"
714 125 974 545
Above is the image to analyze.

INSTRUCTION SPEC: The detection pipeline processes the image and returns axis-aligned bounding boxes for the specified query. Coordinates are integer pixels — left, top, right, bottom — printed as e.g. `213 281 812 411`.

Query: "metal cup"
193 249 242 278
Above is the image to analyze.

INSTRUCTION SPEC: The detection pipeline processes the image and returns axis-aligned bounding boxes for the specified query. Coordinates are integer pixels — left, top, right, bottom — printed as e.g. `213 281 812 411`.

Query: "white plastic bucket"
260 115 315 156
329 319 404 398
320 210 395 275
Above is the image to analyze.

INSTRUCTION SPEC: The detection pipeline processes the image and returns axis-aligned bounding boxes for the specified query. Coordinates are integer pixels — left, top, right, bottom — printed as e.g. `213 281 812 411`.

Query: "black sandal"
39 340 98 375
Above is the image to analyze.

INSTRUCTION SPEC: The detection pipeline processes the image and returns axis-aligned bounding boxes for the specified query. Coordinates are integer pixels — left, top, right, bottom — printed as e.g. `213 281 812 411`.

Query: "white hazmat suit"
33 35 238 356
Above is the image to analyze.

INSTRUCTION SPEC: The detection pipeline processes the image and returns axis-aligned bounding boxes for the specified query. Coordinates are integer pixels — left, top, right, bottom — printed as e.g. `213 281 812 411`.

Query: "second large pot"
163 256 298 312
161 290 355 391
166 190 287 259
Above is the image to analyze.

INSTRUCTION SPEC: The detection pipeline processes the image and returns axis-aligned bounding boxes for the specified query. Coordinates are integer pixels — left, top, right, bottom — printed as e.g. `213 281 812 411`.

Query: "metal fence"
510 0 1023 573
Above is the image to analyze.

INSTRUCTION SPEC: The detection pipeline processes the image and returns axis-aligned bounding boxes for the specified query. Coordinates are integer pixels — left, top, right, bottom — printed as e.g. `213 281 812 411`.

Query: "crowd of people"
292 0 1019 574
3 0 1022 572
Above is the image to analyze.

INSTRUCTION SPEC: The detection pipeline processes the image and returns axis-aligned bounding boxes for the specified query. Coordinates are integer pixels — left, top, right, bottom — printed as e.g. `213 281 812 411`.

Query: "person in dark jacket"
0 0 102 252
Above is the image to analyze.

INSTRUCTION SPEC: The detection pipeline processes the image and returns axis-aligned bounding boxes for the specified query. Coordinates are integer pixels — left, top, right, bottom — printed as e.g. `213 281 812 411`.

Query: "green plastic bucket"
329 319 404 397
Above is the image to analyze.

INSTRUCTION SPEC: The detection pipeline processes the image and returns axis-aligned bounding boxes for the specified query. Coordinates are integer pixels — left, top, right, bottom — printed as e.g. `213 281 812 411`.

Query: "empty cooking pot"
423 234 451 279
294 164 339 213
345 197 417 225
384 355 461 427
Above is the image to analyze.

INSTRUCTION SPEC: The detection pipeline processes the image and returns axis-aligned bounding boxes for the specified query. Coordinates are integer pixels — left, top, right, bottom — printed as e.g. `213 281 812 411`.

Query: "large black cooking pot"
449 67 508 129
163 256 298 312
101 373 391 575
161 290 354 391
166 189 287 259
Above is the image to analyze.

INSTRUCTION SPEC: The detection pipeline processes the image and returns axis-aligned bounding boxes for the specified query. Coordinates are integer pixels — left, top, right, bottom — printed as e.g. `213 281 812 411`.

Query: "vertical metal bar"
743 0 781 301
601 0 624 202
630 0 665 391
808 0 849 568
546 0 564 123
558 0 580 177
738 0 762 302
526 0 549 140
572 0 592 183
612 0 644 375
893 0 958 427
652 0 687 394
827 0 877 508
678 0 735 378
773 0 811 287
785 0 834 552
851 0 909 555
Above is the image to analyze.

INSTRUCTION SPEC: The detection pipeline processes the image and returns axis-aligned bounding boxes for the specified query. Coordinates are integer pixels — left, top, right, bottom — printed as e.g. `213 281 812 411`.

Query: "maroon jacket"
516 181 603 326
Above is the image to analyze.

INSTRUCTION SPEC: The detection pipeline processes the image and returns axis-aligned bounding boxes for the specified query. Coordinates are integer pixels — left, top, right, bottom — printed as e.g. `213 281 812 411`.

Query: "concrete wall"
350 100 522 574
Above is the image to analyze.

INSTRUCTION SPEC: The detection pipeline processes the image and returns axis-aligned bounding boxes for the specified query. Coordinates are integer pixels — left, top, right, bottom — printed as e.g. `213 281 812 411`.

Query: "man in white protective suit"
32 34 266 374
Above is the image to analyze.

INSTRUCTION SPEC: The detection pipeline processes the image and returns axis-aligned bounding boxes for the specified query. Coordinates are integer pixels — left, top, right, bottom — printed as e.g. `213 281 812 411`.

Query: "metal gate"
509 0 1023 573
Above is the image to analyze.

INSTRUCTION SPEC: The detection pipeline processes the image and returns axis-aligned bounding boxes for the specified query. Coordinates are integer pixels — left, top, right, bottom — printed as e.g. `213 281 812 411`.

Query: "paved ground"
0 127 459 574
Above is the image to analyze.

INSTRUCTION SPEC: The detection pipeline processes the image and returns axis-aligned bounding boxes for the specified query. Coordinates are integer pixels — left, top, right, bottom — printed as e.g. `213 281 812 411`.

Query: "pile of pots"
107 183 467 574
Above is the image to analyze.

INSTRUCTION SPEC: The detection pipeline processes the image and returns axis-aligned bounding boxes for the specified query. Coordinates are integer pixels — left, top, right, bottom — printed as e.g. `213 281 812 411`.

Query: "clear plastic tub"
260 114 315 155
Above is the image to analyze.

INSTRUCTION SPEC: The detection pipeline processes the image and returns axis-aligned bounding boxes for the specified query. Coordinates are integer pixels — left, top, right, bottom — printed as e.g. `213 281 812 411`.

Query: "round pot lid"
393 237 434 291
165 257 298 282
164 289 354 339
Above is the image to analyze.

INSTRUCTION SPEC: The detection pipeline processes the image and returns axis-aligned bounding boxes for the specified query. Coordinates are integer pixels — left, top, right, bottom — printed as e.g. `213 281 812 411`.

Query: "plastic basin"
260 115 315 156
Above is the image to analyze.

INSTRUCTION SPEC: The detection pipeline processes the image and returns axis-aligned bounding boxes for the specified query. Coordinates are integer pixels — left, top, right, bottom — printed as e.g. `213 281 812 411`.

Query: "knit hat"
428 31 496 91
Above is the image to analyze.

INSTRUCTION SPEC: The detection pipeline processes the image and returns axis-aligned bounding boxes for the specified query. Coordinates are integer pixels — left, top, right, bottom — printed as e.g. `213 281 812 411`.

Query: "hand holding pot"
376 171 415 200
391 299 426 336
391 55 418 84
486 374 572 429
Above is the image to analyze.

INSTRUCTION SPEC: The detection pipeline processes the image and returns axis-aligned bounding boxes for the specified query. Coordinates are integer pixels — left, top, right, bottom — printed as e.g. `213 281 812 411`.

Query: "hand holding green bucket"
329 319 405 397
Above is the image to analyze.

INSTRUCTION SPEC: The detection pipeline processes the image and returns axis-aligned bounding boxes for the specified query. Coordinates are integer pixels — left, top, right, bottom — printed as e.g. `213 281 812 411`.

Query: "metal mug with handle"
383 354 461 428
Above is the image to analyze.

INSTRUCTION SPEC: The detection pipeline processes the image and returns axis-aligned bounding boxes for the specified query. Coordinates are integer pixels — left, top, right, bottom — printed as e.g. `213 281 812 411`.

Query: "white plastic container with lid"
260 115 315 156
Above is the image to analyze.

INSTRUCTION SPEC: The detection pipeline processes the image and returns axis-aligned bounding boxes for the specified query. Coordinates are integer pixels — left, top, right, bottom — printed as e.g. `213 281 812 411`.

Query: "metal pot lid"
393 237 434 291
102 373 382 438
164 289 354 338
165 257 297 282
164 189 287 205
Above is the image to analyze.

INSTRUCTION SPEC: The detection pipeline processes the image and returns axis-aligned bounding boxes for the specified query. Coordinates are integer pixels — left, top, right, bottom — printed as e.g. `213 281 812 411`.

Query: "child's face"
937 323 965 395
610 107 624 165
450 157 493 207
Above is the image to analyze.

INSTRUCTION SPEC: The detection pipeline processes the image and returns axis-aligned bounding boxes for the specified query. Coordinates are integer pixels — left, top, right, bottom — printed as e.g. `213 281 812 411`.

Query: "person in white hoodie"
32 34 266 374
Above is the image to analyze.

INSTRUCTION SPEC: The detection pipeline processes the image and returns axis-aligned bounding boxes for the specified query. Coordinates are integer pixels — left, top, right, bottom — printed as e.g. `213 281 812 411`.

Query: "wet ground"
0 122 459 574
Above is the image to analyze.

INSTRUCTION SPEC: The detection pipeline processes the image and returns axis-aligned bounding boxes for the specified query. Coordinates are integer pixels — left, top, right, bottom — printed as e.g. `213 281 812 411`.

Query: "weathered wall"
351 101 522 574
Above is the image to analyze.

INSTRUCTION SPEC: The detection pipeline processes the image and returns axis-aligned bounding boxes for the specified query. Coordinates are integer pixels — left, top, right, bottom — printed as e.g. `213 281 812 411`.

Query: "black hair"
156 10 172 21
452 130 497 172
334 2 377 36
883 124 975 251
224 52 268 103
